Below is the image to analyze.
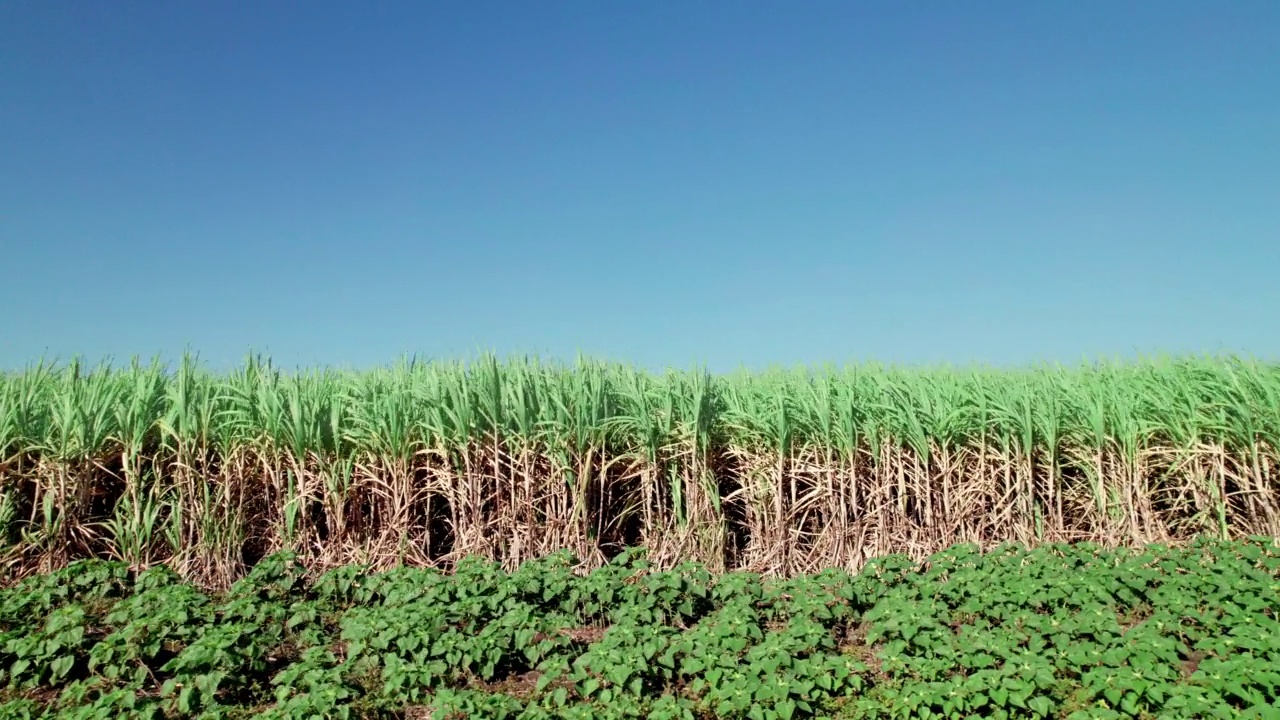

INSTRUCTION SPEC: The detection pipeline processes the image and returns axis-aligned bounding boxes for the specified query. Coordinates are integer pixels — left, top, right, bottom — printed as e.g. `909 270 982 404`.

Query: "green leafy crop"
2 538 1279 719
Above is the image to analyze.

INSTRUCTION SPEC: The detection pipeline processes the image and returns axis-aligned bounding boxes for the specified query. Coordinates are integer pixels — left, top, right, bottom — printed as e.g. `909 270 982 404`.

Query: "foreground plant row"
3 355 1280 585
2 539 1279 720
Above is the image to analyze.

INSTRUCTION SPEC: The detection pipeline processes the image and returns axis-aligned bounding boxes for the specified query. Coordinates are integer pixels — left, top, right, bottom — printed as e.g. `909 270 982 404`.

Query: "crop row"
1 354 1279 585
3 539 1279 719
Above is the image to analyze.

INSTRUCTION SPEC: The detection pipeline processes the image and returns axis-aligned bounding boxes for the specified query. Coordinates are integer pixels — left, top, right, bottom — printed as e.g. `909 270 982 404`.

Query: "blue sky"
3 2 1278 373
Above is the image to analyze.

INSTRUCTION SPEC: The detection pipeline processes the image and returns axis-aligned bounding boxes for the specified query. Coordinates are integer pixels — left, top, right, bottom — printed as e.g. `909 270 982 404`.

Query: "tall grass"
1 354 1277 587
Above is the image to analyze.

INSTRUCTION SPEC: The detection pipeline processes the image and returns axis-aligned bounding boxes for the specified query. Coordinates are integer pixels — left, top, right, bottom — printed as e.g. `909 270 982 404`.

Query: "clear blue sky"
3 2 1278 373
